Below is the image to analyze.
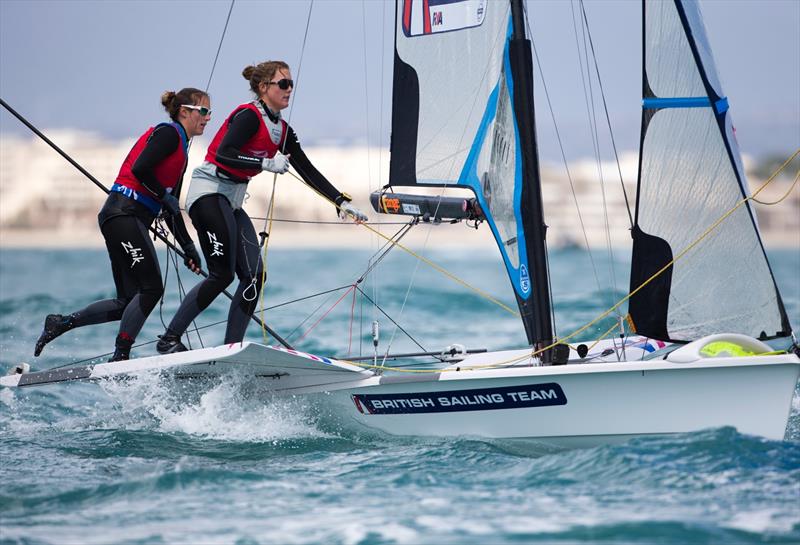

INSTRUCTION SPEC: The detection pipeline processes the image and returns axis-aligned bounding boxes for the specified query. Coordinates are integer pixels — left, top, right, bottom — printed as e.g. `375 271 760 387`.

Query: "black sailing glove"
181 241 202 273
161 193 181 218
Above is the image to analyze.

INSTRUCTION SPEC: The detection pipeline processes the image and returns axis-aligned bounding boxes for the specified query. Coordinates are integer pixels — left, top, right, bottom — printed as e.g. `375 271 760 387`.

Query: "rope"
577 0 634 227
205 0 236 92
259 179 278 344
284 171 519 316
295 285 356 343
516 148 800 362
584 318 624 354
751 169 799 205
355 285 428 352
248 217 411 225
571 0 622 313
255 0 314 344
326 149 800 374
347 286 358 356
528 23 605 300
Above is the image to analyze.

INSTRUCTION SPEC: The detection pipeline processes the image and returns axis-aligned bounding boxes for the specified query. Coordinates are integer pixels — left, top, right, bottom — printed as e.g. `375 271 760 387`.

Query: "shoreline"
1 227 797 250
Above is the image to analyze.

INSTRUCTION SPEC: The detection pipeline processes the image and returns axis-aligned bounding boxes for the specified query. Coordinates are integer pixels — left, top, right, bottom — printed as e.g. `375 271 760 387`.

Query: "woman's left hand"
339 201 368 223
181 242 203 274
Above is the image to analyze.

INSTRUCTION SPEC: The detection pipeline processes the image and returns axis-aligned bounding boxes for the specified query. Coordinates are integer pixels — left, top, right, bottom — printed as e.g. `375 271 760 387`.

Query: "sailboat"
3 0 798 446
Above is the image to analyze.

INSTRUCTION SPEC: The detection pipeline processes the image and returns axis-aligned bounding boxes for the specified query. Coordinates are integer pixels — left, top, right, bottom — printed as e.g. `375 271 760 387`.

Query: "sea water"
1 247 798 545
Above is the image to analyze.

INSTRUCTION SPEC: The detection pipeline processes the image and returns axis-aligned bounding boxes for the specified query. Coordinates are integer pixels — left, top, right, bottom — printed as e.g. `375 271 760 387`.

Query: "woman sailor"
156 60 367 353
34 88 208 361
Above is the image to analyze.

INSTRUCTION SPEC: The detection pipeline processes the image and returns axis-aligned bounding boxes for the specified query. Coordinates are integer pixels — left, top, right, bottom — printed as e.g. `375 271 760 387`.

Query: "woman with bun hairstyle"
156 61 367 353
34 88 210 361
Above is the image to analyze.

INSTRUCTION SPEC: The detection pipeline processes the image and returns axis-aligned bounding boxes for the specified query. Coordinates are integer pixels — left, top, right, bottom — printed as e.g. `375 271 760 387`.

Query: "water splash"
98 372 329 442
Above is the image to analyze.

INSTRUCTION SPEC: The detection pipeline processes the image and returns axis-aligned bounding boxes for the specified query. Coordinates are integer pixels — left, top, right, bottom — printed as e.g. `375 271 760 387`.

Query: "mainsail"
389 0 553 349
629 0 791 341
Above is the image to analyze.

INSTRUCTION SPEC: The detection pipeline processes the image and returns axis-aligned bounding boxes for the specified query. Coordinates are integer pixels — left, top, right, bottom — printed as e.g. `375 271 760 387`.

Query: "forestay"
629 0 790 342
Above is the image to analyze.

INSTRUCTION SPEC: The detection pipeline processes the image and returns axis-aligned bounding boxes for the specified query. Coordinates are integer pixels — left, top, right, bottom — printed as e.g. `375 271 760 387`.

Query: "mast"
508 0 555 358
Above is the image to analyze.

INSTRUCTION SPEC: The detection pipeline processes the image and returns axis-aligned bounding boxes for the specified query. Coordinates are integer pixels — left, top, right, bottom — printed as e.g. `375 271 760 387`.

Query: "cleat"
156 333 187 354
34 314 73 357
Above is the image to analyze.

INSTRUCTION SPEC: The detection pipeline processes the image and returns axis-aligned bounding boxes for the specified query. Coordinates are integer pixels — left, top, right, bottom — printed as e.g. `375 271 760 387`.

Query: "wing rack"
370 191 483 222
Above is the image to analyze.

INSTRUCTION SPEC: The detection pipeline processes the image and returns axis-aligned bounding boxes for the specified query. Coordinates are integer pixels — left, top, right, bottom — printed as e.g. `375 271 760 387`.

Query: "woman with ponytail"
156 61 367 354
34 88 210 361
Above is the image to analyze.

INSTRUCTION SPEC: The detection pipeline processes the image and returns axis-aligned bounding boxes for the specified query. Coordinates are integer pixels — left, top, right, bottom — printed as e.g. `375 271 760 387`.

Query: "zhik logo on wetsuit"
207 232 224 257
121 241 144 268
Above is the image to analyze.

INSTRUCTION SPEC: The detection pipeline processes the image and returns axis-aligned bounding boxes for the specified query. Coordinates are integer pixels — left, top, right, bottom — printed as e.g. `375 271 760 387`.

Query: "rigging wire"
355 286 427 352
361 0 376 358
285 286 353 342
374 0 389 348
205 0 236 92
380 3 513 363
523 4 602 336
283 220 419 347
570 0 621 315
285 170 518 316
247 217 412 225
578 1 634 227
256 0 316 344
156 0 236 350
302 151 800 374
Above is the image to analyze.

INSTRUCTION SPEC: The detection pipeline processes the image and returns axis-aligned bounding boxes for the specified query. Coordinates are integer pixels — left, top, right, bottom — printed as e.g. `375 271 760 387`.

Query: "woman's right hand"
161 193 181 217
262 152 290 174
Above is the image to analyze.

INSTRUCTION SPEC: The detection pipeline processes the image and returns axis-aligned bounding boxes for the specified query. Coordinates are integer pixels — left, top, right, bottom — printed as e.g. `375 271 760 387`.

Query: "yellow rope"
750 149 800 200
518 147 800 361
751 169 800 205
585 318 624 354
275 149 800 374
285 171 519 316
259 175 279 344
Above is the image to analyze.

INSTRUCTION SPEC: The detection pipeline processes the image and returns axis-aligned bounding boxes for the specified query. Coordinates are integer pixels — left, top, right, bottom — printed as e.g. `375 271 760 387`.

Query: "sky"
0 0 798 163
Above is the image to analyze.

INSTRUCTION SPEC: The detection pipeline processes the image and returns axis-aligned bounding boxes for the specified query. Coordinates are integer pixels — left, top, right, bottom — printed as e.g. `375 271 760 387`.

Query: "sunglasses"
267 79 294 90
183 104 212 116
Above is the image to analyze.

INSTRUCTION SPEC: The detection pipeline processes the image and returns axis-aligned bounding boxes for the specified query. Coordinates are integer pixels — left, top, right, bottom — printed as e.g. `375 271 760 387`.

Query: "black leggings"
70 215 163 343
165 194 264 343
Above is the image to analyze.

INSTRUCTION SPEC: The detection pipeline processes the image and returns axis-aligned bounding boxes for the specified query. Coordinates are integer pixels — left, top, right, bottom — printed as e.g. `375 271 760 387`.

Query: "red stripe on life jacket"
114 123 187 199
204 103 288 182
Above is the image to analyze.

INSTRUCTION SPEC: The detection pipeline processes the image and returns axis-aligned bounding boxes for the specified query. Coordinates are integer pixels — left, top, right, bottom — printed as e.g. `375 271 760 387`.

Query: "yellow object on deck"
699 341 757 358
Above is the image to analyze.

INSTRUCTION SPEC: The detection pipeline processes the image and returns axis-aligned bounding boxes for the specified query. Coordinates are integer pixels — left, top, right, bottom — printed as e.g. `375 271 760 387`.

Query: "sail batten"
389 0 554 349
630 0 790 342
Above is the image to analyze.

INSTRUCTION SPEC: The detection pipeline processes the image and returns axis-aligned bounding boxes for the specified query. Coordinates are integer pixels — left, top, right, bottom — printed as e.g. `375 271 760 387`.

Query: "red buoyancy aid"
114 122 188 198
204 102 288 181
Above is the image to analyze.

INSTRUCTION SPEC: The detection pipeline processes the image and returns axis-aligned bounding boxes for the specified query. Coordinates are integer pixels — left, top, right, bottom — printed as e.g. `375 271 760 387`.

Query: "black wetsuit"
164 104 348 344
70 125 193 349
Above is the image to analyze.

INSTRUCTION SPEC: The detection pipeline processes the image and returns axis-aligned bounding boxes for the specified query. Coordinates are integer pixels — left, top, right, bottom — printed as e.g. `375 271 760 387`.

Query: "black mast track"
508 0 554 360
0 97 293 350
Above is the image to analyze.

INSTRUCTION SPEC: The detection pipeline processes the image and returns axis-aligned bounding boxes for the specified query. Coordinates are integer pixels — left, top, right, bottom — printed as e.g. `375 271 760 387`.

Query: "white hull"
320 356 799 444
4 336 798 445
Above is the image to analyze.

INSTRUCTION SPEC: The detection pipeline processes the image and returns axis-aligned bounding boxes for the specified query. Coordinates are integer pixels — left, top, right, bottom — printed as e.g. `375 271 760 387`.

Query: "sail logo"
207 231 224 257
520 264 530 294
381 196 401 214
121 241 144 268
402 0 486 37
352 382 567 415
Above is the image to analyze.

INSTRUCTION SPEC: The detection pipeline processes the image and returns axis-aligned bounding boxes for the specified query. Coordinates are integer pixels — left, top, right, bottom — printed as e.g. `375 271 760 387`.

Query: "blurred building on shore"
1 130 797 249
